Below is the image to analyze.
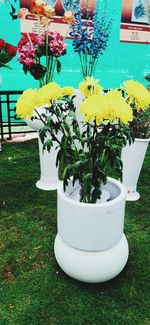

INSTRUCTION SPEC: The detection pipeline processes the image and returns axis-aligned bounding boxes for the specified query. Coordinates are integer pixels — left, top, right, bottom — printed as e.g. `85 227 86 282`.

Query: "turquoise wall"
0 0 150 91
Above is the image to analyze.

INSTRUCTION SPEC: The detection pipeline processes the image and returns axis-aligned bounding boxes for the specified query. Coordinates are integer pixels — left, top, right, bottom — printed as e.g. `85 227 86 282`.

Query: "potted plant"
17 2 67 190
34 77 133 283
121 80 150 201
16 81 75 189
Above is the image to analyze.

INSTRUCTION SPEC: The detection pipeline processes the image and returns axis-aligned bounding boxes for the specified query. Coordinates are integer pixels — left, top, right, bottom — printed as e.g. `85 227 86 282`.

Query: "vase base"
126 190 140 201
36 179 61 191
54 234 129 283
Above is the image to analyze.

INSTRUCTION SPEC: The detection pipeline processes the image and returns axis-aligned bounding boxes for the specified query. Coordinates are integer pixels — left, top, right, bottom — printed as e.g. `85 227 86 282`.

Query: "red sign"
120 0 150 44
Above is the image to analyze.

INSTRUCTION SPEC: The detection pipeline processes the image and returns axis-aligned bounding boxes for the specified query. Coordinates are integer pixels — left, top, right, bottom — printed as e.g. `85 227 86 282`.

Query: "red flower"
18 33 38 52
6 43 17 57
0 39 6 50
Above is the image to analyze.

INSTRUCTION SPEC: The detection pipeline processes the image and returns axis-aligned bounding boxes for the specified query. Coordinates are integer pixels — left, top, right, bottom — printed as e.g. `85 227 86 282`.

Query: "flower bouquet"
17 31 66 87
123 80 150 139
70 1 113 78
121 80 150 201
16 82 74 190
17 0 67 87
16 77 133 202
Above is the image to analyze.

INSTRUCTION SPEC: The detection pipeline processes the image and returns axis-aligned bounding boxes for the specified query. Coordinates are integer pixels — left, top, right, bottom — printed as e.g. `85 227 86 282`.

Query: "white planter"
121 138 149 201
36 133 60 191
73 89 84 124
25 106 46 131
54 177 129 283
25 108 60 191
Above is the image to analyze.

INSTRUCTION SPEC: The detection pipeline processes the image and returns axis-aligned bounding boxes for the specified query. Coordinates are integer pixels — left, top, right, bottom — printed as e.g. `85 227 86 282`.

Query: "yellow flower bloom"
79 77 103 97
123 80 150 111
61 86 74 96
16 89 38 119
79 90 133 125
36 82 62 106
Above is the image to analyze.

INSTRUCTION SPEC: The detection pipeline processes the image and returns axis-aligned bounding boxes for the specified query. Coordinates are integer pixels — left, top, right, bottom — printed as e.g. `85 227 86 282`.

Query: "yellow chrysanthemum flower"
123 80 150 111
79 90 133 125
79 77 103 97
61 86 74 96
104 90 133 124
36 82 62 106
16 88 38 119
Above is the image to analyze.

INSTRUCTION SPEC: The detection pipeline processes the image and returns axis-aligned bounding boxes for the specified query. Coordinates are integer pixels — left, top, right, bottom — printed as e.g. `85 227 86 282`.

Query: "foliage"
37 78 133 203
16 78 149 203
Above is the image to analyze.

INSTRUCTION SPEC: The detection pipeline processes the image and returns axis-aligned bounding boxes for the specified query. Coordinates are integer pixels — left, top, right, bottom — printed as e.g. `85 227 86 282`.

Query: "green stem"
78 53 85 78
45 18 49 84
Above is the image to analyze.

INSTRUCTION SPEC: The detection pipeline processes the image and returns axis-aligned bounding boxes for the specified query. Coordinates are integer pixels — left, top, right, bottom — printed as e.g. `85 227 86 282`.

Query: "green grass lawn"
0 139 149 325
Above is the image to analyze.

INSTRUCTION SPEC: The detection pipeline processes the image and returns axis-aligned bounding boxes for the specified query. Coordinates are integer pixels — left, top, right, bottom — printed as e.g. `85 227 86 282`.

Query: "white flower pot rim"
134 138 150 143
58 177 126 208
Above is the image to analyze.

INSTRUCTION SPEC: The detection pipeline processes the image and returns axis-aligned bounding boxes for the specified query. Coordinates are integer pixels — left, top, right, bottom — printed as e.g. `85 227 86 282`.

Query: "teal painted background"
0 0 150 91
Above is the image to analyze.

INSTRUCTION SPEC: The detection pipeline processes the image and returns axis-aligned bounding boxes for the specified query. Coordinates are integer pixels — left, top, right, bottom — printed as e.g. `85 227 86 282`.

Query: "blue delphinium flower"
70 2 113 78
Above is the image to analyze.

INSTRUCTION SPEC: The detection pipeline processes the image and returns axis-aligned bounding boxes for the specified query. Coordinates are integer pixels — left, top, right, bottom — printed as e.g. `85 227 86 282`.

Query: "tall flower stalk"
70 0 113 78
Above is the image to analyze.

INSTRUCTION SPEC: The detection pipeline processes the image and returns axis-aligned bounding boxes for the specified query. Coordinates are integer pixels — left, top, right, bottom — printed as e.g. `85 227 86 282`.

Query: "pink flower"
18 34 38 52
18 44 36 67
50 31 63 41
49 40 66 57
37 32 46 46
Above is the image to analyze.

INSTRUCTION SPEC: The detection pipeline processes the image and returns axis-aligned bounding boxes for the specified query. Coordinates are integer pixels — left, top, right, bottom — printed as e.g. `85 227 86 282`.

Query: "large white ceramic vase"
121 138 149 201
26 109 60 190
54 177 129 283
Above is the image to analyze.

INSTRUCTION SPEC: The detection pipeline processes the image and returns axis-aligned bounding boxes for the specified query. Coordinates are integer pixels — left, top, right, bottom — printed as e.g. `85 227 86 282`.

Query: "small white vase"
36 133 60 191
54 177 129 283
121 138 149 201
25 108 60 191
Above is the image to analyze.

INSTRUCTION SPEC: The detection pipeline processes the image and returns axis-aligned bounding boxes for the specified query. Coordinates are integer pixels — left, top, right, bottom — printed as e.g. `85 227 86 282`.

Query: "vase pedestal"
125 186 140 201
54 178 129 283
54 234 129 283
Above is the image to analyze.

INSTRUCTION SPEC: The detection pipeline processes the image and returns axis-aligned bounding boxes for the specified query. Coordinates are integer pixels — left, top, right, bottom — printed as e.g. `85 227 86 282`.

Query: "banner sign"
120 0 150 44
19 0 96 37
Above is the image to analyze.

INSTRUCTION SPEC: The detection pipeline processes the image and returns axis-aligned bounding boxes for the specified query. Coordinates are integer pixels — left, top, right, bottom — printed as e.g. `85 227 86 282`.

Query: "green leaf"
23 64 28 75
1 64 12 70
56 60 61 73
43 139 53 152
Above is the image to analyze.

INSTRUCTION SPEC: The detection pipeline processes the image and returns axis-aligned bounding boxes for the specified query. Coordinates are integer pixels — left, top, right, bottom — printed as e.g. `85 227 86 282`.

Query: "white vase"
54 177 129 283
25 108 60 191
121 138 149 201
36 133 60 190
